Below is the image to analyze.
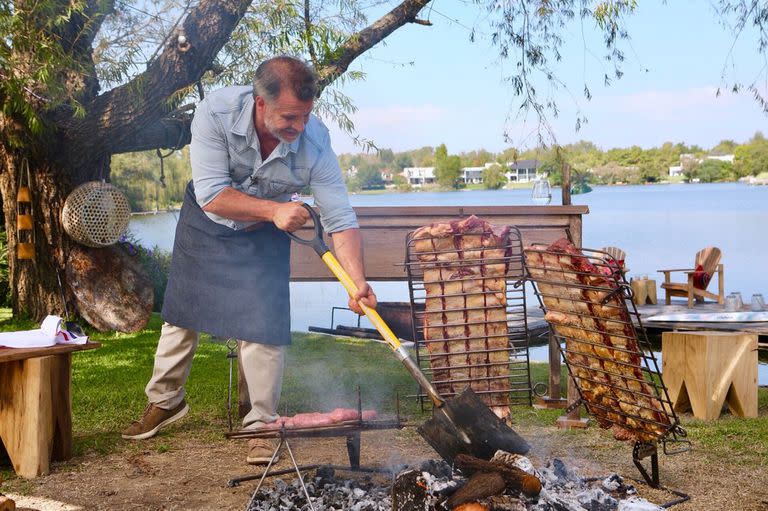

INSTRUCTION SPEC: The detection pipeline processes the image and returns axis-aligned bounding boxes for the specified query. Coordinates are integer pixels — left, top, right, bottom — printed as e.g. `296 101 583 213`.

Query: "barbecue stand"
403 225 533 412
225 393 407 510
524 244 691 498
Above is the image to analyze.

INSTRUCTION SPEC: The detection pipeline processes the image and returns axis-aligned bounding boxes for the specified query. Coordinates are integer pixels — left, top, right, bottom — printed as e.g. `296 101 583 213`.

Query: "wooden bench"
0 342 100 478
662 331 757 420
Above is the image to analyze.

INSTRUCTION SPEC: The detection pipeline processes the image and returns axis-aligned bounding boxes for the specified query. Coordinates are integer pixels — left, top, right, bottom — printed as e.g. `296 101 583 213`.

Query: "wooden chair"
597 246 629 277
658 247 725 308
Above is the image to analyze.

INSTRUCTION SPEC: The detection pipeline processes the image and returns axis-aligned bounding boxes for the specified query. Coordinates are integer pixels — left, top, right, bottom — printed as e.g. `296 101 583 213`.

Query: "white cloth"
0 315 88 348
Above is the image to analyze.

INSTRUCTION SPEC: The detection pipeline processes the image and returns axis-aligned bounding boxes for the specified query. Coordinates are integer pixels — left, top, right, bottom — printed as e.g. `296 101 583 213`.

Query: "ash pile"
247 452 665 511
246 465 395 511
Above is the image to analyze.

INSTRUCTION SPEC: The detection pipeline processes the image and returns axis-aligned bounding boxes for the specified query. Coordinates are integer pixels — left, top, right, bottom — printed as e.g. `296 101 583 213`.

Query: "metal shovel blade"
417 387 530 465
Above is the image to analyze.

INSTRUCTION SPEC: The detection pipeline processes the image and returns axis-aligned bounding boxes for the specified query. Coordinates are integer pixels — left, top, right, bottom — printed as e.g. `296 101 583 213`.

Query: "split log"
446 471 505 509
454 454 542 497
0 495 16 511
66 245 153 332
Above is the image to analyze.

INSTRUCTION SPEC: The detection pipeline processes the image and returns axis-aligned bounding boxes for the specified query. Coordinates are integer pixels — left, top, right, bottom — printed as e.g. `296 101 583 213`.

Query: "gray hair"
253 56 318 102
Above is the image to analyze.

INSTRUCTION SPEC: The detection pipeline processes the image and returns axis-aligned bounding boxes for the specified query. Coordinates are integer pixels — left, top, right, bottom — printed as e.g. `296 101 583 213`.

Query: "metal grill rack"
523 243 690 488
404 222 532 412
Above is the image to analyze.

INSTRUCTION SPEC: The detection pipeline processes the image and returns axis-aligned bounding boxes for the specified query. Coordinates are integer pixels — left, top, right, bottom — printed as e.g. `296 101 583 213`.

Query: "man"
121 56 376 465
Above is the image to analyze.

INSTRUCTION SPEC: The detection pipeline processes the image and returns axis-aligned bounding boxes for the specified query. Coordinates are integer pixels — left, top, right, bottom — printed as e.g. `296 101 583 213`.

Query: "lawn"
1 311 767 509
0 312 564 463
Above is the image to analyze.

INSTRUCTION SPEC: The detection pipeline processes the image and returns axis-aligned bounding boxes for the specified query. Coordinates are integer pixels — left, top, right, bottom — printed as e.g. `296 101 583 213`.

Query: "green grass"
2 310 767 479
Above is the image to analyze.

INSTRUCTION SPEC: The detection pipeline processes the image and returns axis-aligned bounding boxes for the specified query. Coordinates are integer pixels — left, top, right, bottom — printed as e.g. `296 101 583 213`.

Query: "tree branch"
60 0 433 171
316 0 433 91
60 0 252 172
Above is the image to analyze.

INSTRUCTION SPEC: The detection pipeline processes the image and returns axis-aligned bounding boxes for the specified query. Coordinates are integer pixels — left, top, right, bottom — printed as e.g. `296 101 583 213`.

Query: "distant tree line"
339 131 768 190
107 132 768 212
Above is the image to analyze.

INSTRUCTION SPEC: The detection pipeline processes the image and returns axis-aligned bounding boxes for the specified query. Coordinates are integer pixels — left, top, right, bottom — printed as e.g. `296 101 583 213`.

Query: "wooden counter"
290 205 588 281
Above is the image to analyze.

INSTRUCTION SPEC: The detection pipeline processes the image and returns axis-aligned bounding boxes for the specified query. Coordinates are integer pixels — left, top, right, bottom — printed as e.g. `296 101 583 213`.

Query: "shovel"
286 204 529 464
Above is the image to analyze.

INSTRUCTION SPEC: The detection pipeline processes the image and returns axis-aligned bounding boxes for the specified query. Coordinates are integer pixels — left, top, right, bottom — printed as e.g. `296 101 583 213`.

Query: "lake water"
129 182 768 384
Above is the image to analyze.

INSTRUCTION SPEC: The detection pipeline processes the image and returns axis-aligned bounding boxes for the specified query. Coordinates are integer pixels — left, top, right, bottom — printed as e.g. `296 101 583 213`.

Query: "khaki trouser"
145 322 285 429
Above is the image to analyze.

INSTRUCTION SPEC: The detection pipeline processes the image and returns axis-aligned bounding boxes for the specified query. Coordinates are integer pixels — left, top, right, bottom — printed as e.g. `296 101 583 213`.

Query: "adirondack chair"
600 246 628 274
658 247 725 308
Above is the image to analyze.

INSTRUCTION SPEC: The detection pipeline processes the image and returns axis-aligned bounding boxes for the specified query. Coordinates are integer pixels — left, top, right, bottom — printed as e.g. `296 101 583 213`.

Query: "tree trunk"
0 148 74 320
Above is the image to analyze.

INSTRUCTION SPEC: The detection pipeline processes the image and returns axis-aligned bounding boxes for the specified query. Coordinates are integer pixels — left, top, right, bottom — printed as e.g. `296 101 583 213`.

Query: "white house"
461 166 486 184
403 166 435 187
669 153 735 176
506 159 541 182
707 154 735 163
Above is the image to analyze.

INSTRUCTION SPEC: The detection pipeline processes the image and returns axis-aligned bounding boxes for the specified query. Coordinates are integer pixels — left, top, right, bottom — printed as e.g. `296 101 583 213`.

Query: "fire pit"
225 394 409 509
245 452 687 511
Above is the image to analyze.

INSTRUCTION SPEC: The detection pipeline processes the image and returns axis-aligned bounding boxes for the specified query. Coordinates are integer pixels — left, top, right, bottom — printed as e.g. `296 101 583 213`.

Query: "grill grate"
523 241 689 484
404 220 533 414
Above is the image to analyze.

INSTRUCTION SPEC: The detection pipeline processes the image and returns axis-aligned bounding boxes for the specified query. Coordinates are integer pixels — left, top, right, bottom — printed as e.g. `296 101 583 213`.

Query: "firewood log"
0 495 16 511
454 454 542 497
445 471 505 509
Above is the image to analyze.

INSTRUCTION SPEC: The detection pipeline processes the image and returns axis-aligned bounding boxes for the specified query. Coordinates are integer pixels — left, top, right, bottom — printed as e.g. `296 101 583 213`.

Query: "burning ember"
246 452 666 511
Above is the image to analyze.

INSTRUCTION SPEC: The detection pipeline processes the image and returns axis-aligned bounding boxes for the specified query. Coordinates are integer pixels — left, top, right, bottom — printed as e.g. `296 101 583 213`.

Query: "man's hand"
272 202 310 232
348 281 377 315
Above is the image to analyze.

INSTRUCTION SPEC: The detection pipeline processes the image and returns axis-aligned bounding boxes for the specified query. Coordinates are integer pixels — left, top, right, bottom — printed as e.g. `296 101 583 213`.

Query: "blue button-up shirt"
190 85 358 233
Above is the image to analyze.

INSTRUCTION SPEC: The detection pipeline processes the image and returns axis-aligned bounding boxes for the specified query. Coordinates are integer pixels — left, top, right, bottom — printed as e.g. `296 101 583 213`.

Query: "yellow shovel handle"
320 251 402 351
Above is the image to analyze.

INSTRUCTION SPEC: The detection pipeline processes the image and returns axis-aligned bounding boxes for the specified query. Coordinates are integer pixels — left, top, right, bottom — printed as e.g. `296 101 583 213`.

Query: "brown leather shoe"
246 438 280 465
121 401 189 440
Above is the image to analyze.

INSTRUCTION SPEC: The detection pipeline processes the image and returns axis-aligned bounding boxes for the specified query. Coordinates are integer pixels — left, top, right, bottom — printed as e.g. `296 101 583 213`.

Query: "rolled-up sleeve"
190 99 231 208
310 142 358 234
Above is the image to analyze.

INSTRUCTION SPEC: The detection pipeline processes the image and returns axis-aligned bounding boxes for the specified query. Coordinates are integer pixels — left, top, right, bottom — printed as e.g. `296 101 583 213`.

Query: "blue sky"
325 2 767 155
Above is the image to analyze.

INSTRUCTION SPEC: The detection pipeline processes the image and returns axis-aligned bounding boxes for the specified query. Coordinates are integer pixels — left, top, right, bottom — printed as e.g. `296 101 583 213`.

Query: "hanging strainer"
61 181 131 247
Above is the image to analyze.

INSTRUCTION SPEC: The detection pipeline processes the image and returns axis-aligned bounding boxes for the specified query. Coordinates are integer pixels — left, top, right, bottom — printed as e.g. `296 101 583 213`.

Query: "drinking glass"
732 292 744 310
531 179 552 205
751 294 765 312
725 293 740 312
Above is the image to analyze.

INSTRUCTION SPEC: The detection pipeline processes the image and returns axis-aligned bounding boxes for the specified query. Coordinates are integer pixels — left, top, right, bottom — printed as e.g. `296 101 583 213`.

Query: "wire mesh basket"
61 181 131 247
523 240 689 456
404 217 533 416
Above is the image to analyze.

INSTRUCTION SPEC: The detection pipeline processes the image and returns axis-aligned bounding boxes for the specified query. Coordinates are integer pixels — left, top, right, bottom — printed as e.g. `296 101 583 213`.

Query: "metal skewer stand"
226 390 406 510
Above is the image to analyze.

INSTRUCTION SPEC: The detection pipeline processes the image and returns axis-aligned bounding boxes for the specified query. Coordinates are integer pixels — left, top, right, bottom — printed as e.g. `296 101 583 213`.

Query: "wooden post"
556 347 589 429
533 331 567 409
548 333 561 398
555 375 589 429
561 164 572 206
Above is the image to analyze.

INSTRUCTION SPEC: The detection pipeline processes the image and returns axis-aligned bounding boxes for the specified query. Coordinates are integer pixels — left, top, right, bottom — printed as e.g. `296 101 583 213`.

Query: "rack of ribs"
524 238 680 444
405 216 531 417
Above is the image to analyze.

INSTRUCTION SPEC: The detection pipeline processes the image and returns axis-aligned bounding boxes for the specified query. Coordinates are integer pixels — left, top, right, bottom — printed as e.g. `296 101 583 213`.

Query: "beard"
264 117 299 145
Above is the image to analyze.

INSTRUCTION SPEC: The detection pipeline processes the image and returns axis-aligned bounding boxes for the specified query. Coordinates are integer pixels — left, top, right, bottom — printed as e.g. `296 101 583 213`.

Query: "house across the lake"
506 159 541 183
403 160 545 187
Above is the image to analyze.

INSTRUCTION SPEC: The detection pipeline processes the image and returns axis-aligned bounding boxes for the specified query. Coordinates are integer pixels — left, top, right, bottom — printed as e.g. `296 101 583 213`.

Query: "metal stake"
226 339 238 431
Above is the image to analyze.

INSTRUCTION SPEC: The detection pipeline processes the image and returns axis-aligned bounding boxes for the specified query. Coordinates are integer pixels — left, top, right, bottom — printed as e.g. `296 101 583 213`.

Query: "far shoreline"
129 180 761 215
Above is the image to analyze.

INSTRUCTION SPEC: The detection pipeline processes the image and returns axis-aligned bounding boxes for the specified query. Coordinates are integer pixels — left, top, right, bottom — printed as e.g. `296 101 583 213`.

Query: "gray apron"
161 181 291 344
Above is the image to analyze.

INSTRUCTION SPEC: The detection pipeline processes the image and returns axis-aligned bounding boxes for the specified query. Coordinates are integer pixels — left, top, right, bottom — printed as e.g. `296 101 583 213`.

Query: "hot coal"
246 457 663 511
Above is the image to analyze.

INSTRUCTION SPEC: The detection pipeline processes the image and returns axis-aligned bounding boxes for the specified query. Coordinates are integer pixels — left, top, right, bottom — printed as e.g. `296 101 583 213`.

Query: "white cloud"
597 86 739 120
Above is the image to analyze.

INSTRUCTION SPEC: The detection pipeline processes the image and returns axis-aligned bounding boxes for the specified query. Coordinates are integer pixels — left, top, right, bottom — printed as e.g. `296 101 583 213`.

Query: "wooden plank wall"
290 205 588 281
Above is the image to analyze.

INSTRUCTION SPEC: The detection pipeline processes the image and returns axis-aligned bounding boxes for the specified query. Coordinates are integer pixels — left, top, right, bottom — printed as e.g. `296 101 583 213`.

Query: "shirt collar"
231 94 302 157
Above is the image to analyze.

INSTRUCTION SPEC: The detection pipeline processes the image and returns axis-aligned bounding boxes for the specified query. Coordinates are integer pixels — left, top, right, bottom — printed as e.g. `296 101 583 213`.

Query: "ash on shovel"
246 455 665 511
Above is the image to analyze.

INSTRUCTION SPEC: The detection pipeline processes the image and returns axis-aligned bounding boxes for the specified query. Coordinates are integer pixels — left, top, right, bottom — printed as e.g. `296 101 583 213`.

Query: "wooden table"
0 342 100 478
